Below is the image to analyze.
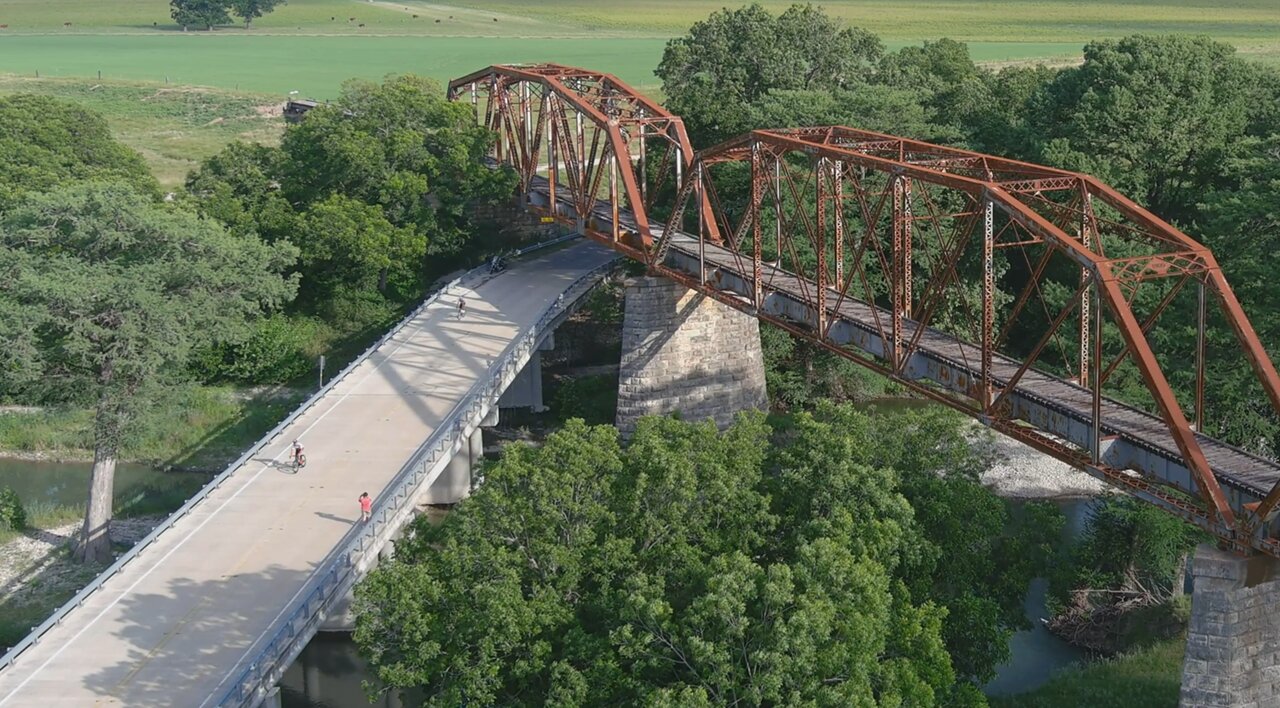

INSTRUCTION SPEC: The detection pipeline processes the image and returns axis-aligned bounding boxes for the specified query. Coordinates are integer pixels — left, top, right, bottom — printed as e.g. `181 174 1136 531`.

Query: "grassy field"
0 0 1275 99
0 75 284 187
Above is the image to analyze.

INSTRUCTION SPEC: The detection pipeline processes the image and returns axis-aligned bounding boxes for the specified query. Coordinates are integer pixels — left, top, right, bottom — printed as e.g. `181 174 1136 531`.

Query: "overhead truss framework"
450 66 1280 557
447 63 719 258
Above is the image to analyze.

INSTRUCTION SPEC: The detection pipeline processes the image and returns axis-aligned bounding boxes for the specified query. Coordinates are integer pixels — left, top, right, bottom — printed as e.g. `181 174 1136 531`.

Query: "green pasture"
0 35 1098 99
1 0 1277 47
0 75 284 187
0 0 1276 98
0 35 672 97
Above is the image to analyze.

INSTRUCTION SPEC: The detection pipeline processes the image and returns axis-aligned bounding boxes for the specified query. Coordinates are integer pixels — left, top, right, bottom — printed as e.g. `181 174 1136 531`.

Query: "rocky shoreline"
975 426 1108 500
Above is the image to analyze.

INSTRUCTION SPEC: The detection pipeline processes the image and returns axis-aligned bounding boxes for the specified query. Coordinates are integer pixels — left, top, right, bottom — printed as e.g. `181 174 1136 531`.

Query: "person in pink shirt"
359 492 372 523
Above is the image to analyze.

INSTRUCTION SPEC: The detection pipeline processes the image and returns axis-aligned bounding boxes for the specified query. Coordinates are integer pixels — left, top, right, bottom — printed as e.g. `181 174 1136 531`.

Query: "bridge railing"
0 232 584 677
212 249 617 707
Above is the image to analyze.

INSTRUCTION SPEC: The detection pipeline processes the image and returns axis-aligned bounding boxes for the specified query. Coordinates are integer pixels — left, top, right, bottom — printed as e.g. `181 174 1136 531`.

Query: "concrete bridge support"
498 333 553 412
1181 543 1280 707
616 276 768 436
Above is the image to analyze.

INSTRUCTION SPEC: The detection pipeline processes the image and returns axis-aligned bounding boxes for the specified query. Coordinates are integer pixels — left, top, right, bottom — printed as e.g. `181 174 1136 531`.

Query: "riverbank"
991 636 1185 707
977 425 1109 499
0 385 307 472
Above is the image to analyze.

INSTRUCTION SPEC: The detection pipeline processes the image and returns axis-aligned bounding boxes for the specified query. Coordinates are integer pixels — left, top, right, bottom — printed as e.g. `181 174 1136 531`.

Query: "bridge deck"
0 244 617 707
666 233 1280 497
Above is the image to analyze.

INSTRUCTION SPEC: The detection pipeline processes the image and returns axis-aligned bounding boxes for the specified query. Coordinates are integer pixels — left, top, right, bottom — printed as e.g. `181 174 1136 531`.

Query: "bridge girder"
451 65 1280 557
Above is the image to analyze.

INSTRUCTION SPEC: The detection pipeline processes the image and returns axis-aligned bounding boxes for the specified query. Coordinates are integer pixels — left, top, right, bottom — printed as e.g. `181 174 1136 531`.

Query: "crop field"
0 0 1276 98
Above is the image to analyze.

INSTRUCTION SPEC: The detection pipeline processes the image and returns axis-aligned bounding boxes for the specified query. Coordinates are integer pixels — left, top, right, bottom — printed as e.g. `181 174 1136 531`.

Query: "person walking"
359 492 372 523
456 296 466 320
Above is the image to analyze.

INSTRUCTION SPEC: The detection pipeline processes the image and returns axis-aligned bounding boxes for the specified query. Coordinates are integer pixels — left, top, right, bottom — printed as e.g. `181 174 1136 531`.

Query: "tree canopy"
0 94 156 213
356 406 1055 704
170 0 232 31
228 0 285 28
188 74 516 309
0 182 296 561
656 3 883 144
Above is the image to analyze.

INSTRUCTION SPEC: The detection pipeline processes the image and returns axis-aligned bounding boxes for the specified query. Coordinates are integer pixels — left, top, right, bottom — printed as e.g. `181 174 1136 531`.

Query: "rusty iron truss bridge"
448 62 1280 558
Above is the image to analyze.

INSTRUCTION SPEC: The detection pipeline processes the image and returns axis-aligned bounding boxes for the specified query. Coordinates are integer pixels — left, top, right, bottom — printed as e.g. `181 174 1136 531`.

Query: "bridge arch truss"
451 66 1280 557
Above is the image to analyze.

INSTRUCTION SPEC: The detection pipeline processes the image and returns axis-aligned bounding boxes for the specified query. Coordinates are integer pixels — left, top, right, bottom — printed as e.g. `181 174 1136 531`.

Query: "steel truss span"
450 64 1280 557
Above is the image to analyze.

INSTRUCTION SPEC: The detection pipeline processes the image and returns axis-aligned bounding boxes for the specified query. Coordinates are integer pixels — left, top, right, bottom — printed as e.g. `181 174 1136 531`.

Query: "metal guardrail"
213 254 618 707
0 233 586 677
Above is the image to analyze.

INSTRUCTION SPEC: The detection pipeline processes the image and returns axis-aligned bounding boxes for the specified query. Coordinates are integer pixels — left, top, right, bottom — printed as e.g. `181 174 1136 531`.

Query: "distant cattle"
63 22 72 27
348 16 356 22
358 23 365 27
0 24 8 29
492 17 497 21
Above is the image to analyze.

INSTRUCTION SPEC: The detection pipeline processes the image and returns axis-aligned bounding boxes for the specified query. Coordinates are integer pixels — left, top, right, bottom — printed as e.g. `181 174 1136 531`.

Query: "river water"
0 458 207 512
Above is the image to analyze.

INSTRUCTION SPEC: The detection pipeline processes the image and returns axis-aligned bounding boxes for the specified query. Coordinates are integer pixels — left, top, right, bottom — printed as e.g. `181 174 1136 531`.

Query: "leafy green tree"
0 183 297 562
1024 35 1258 222
1050 496 1204 610
185 141 296 242
874 38 988 142
0 94 155 212
299 194 426 302
170 0 231 31
656 3 883 144
280 74 516 257
1180 133 1280 448
228 0 285 28
355 413 969 705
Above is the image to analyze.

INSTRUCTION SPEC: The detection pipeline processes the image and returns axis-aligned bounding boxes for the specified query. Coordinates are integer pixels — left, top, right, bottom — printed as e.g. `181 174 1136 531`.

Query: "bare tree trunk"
76 442 117 564
1172 552 1188 598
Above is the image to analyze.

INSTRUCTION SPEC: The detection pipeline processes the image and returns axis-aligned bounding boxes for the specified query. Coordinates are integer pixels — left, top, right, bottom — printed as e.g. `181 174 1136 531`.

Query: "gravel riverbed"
975 426 1107 499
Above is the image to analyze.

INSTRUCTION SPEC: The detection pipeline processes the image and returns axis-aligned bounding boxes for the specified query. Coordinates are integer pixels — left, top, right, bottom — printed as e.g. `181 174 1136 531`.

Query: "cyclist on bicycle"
291 439 305 467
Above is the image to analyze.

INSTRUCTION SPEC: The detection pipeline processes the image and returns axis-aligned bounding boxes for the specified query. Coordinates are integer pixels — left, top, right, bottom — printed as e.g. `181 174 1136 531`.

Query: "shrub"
0 488 26 531
194 314 332 384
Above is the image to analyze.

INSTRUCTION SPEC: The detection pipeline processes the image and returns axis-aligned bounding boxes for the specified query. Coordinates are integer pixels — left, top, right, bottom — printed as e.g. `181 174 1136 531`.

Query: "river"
0 458 209 513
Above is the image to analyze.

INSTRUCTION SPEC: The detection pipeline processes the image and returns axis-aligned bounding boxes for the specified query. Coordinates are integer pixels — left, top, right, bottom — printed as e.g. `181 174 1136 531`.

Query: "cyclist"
290 439 305 469
457 297 466 320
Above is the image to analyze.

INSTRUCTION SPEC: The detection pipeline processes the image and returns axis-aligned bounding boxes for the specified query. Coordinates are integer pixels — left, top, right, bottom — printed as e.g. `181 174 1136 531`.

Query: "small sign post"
318 355 326 388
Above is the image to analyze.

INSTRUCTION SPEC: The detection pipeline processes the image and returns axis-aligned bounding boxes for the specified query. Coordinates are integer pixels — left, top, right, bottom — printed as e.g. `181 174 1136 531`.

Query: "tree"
656 3 883 144
1024 35 1257 222
185 141 295 241
228 0 285 28
280 74 516 258
0 183 297 562
299 194 426 302
0 94 155 212
170 0 231 31
354 413 968 705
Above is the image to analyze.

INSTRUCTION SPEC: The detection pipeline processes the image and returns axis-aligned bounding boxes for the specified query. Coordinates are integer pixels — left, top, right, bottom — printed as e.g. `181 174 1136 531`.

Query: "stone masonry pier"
616 276 767 436
1181 543 1280 707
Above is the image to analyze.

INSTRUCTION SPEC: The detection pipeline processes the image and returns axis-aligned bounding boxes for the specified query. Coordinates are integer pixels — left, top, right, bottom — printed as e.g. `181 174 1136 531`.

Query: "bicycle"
291 452 307 472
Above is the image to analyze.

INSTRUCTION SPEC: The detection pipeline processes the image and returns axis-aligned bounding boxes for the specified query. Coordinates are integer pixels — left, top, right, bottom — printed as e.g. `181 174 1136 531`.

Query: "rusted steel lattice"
446 63 719 260
449 65 1280 556
665 126 1280 554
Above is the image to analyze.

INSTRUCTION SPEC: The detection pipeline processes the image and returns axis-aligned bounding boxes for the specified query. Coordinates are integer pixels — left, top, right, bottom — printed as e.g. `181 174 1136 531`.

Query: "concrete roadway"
0 242 616 707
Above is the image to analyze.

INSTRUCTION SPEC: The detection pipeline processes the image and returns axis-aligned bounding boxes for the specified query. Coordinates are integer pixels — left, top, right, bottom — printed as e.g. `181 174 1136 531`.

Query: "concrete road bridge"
3 62 1280 707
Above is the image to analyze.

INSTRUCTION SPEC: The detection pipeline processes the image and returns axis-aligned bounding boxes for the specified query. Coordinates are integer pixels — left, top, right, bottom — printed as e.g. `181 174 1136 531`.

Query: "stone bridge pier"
1181 543 1280 707
616 276 768 436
